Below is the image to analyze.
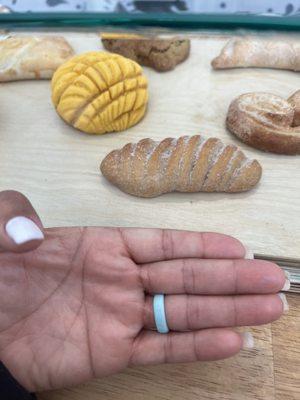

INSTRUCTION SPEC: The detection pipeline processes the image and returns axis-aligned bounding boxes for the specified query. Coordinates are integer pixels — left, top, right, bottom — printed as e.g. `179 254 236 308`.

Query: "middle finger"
140 259 286 295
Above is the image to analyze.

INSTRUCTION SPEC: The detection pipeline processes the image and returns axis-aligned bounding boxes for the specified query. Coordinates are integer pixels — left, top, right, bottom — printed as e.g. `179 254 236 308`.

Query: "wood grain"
272 294 300 400
0 31 298 400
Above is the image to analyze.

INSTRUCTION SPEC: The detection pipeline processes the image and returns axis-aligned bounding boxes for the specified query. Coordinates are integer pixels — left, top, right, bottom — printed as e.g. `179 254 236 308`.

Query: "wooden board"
0 31 299 257
272 294 300 400
0 31 299 400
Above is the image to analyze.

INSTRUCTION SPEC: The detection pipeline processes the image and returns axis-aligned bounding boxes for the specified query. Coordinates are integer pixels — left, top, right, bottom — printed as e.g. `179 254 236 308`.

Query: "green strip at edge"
0 12 299 30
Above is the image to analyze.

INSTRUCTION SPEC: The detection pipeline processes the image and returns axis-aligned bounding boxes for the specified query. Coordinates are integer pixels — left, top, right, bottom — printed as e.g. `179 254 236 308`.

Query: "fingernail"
244 245 254 260
6 216 44 245
278 293 289 312
282 279 291 292
241 332 254 349
284 270 291 280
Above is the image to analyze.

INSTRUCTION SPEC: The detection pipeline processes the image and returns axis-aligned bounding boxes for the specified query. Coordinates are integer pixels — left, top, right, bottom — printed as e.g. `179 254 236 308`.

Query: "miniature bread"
288 90 300 126
100 135 262 197
101 33 190 72
212 38 300 71
227 91 300 155
51 51 148 135
0 36 74 81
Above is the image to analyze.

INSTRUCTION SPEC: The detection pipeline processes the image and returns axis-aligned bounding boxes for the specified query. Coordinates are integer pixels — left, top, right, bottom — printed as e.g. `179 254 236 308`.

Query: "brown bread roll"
100 135 262 198
227 91 300 154
101 33 190 72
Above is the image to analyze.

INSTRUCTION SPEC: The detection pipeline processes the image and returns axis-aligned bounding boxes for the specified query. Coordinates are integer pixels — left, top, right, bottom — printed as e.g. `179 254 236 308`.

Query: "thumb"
0 190 44 253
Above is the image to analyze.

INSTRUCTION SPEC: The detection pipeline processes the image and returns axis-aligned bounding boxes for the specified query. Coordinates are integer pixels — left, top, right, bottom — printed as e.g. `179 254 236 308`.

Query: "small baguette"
100 135 262 198
0 35 74 81
227 91 300 154
212 38 300 71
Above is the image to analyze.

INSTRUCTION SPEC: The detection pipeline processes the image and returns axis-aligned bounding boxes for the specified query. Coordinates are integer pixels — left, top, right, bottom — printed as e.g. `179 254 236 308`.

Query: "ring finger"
143 293 286 331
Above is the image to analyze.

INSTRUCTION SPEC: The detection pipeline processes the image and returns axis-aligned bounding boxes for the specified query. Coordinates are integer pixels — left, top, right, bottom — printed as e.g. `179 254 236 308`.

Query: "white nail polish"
284 270 291 280
6 216 44 245
278 293 289 312
241 332 254 349
282 279 291 292
244 246 254 260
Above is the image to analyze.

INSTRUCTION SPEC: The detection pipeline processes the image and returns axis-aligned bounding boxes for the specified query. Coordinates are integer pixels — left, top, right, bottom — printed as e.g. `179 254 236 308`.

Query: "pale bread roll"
100 135 262 198
212 38 300 71
227 91 300 154
0 36 74 81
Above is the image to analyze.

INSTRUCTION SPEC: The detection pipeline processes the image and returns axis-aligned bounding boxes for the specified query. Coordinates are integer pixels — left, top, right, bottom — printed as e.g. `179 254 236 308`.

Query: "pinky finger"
130 329 252 366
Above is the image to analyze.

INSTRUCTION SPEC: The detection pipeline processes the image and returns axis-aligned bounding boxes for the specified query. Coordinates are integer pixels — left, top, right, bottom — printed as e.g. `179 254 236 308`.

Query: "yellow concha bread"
51 51 148 134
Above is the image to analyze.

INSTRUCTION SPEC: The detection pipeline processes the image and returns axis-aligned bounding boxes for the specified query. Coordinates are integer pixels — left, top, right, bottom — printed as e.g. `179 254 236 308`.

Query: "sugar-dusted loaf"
212 38 300 71
227 91 300 154
100 135 262 198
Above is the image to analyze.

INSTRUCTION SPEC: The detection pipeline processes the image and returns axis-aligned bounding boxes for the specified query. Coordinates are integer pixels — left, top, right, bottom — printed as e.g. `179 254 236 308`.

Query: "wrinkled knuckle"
231 259 239 294
182 259 197 294
140 266 152 292
186 296 198 330
161 230 175 259
143 296 154 327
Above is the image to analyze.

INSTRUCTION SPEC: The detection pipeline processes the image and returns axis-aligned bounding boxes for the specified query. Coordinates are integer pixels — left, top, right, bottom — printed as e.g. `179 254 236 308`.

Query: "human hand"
0 191 288 392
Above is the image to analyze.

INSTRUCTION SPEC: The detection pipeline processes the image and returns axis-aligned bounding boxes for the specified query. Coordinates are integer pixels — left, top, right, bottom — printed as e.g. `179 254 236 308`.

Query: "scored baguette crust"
212 38 300 71
100 135 262 198
0 36 74 81
227 91 300 154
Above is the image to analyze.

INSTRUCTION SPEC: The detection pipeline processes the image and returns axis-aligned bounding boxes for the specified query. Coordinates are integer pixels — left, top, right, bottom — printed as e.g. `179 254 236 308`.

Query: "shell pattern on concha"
227 92 300 154
51 52 148 134
100 135 262 198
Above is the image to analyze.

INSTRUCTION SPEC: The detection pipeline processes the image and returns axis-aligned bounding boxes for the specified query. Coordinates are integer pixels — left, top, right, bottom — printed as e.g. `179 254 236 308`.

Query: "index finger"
118 228 246 263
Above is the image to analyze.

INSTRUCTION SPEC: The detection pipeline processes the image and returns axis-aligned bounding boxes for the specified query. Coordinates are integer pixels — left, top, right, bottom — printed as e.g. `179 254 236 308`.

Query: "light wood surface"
0 31 299 400
0 31 299 256
38 294 300 400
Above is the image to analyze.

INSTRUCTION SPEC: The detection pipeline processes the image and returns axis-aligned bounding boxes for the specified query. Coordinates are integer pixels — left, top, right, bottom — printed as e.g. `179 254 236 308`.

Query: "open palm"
0 193 286 393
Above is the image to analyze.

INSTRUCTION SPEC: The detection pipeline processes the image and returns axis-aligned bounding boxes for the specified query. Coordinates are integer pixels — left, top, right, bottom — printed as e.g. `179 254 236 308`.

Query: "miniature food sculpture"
51 51 148 135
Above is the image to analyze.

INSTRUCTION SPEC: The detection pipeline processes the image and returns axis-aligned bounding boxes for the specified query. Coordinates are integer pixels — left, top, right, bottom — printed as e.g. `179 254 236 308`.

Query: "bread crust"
51 51 148 135
227 91 300 154
0 36 74 81
212 38 300 71
101 33 190 72
100 135 262 198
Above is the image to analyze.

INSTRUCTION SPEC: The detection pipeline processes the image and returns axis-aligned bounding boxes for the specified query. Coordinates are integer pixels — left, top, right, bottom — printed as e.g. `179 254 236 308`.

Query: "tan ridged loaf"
100 135 262 198
212 38 300 71
227 91 300 154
